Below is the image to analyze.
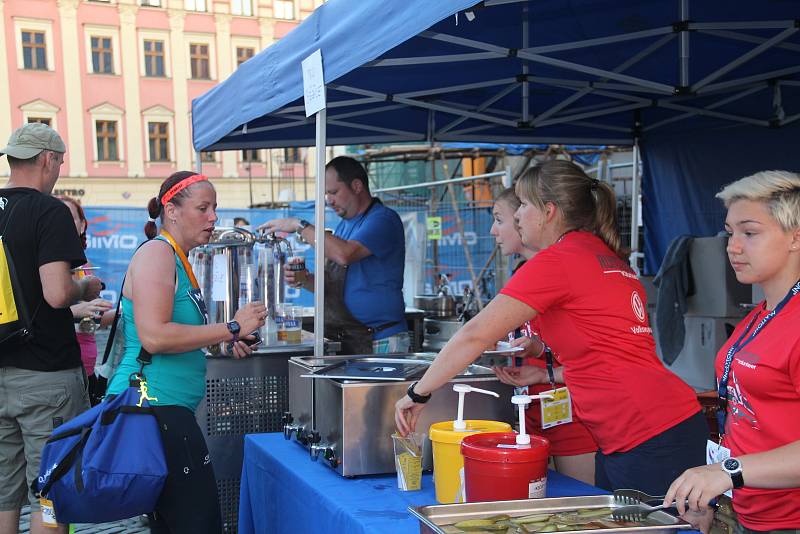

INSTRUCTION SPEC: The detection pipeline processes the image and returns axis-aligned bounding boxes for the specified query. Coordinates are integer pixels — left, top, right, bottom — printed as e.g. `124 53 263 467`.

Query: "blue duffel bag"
32 377 167 524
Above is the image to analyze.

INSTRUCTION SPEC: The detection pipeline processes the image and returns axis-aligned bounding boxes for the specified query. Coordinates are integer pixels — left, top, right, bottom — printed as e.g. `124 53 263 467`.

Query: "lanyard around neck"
717 278 800 437
159 229 199 290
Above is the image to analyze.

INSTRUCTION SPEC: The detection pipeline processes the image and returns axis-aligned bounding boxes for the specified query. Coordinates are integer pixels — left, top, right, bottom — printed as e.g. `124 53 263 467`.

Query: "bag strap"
0 194 26 236
32 427 92 499
0 193 43 333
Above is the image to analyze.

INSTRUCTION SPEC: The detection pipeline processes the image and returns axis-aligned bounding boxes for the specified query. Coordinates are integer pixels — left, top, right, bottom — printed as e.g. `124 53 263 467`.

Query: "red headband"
160 174 209 206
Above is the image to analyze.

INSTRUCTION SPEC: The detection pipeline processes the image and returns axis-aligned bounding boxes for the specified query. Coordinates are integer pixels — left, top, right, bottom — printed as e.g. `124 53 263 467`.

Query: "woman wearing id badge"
489 187 597 485
105 171 267 534
666 171 800 533
396 160 706 496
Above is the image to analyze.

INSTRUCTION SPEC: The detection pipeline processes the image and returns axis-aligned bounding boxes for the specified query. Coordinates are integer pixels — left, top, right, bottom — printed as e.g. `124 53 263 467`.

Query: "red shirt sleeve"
500 249 570 315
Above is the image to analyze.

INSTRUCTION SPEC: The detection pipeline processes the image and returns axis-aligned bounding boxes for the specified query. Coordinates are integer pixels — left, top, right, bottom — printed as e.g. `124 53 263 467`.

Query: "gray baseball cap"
0 122 66 159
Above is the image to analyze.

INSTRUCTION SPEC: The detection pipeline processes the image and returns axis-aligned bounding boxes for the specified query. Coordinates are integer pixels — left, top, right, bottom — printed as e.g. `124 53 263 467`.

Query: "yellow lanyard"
159 230 199 289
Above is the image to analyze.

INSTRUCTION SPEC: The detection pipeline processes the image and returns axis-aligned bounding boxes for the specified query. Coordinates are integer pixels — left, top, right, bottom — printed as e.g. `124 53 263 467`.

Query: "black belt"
366 321 401 335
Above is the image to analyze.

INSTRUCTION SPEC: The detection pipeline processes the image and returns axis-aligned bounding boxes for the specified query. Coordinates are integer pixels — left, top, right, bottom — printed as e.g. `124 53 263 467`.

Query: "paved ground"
19 506 150 533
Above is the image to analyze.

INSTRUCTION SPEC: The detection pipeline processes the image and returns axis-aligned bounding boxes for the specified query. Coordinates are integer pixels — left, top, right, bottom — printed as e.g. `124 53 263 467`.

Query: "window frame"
184 33 216 80
84 25 121 76
142 105 175 164
241 149 262 163
14 19 55 72
231 36 259 70
231 0 254 17
274 0 295 20
139 30 171 78
95 120 120 161
88 102 126 164
147 122 170 162
20 99 59 132
143 38 166 77
184 0 207 12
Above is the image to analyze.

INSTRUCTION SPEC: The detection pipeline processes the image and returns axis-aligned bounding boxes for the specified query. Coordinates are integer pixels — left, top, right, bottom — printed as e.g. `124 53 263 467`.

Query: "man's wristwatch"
296 219 311 234
226 320 241 343
407 381 432 404
721 457 744 489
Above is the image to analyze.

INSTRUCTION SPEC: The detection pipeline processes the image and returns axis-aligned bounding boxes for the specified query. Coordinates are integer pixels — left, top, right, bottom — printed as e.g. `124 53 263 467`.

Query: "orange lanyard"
159 230 199 289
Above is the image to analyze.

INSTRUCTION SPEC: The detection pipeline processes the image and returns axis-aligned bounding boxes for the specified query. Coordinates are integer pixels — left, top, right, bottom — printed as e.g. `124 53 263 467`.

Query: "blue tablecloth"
239 433 609 534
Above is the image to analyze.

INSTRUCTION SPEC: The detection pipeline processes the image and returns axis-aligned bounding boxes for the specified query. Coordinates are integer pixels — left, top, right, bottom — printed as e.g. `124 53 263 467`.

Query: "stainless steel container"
285 353 513 477
423 317 463 351
189 226 292 355
409 495 692 534
414 294 460 318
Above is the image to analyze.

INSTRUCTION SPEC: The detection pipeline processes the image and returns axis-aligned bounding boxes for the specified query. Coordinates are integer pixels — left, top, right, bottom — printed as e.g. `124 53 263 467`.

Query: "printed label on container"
284 319 300 329
528 477 547 498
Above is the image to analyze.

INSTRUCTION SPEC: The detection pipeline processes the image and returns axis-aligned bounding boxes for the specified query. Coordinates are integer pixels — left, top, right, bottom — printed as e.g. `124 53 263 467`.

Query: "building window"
284 147 301 163
91 36 114 74
190 43 210 80
148 122 170 161
141 0 161 6
95 120 119 161
184 0 206 12
200 151 216 163
22 30 47 70
236 47 255 67
232 0 253 16
27 117 52 126
242 149 261 163
144 40 165 77
274 0 294 20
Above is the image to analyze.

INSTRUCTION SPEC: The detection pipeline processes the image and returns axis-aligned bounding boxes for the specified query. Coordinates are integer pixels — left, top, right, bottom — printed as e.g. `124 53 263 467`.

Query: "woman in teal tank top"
107 171 266 534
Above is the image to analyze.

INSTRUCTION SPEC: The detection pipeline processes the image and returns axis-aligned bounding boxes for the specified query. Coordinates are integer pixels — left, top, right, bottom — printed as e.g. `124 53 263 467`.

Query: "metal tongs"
612 489 668 522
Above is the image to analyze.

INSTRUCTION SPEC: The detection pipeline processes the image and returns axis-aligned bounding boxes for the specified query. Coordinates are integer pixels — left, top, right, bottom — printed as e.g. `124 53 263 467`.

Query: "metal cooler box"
285 353 514 477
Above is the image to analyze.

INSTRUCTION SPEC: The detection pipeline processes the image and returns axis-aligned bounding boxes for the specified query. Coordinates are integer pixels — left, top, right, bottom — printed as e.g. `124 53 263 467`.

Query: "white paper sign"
302 49 326 117
211 254 227 302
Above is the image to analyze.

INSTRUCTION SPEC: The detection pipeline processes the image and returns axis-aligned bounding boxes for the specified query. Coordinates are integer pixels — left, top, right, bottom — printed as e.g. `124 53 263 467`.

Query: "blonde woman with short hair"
666 170 800 533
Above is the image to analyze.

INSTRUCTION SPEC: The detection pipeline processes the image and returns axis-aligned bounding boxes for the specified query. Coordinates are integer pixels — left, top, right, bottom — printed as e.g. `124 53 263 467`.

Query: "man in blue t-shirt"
261 157 408 354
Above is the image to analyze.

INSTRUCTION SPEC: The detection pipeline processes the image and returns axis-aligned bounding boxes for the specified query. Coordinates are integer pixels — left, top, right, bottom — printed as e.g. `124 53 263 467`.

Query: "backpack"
0 194 37 345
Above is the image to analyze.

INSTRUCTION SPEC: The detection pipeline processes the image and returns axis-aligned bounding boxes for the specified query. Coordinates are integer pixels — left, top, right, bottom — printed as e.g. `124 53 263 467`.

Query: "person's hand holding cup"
285 254 307 288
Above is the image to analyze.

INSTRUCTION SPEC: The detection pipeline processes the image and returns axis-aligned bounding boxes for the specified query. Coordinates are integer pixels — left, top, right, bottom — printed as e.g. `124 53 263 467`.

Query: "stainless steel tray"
409 495 692 534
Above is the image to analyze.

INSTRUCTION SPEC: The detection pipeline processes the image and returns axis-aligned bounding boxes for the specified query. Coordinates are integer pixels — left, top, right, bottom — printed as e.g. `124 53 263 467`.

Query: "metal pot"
413 294 460 318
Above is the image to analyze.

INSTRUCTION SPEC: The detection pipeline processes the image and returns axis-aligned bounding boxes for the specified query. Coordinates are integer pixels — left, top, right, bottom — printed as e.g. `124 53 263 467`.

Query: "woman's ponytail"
144 196 161 239
592 180 628 261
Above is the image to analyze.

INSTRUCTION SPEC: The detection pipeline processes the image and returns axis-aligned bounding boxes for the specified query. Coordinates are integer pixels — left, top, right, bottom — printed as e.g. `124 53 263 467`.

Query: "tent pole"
630 140 641 273
195 151 202 174
314 107 326 359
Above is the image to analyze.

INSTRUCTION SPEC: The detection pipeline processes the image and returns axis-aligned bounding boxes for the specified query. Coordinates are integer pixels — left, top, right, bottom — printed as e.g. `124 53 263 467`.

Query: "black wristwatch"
407 381 432 404
721 457 744 489
296 219 311 233
226 320 241 343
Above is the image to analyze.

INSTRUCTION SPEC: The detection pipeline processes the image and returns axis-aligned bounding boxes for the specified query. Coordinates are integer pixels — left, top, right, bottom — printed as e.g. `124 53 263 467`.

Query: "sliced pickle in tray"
447 507 656 533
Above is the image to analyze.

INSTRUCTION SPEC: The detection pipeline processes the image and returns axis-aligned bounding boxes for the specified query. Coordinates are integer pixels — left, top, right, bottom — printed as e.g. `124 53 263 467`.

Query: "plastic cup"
392 432 424 491
284 305 302 344
275 303 286 342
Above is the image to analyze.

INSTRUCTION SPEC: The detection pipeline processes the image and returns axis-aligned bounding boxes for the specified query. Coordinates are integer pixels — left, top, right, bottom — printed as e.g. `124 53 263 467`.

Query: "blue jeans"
372 332 411 354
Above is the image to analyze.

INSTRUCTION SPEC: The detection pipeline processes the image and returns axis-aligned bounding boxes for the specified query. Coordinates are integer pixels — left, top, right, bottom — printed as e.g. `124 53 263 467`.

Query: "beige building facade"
1 0 323 207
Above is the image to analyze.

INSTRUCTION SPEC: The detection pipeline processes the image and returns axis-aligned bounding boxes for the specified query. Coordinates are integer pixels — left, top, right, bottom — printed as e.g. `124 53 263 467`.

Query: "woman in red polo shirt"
490 187 597 485
666 170 800 532
396 160 706 495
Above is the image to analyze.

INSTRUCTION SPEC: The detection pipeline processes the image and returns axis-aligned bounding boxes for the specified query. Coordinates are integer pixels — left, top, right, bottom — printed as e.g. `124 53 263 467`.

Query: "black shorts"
594 410 707 495
148 405 221 534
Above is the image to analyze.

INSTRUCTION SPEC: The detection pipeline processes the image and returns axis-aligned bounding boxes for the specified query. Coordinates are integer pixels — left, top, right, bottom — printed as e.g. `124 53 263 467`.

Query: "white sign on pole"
302 49 326 117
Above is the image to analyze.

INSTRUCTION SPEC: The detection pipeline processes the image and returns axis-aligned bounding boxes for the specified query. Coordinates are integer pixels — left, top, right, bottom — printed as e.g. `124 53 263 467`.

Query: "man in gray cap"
0 123 101 534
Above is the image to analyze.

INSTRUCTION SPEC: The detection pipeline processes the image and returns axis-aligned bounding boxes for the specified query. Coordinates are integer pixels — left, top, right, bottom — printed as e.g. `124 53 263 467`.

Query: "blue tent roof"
192 0 800 151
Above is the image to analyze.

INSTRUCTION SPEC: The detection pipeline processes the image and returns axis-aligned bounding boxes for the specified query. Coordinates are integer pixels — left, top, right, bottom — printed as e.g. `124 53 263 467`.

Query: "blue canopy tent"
193 0 800 276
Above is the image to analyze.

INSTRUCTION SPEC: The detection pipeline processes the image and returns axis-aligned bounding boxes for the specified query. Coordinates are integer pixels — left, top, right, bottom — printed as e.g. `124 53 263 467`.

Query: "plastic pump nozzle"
511 393 554 445
453 384 499 431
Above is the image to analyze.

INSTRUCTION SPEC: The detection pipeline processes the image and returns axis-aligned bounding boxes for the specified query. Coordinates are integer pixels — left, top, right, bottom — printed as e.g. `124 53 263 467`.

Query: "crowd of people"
1 120 799 534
